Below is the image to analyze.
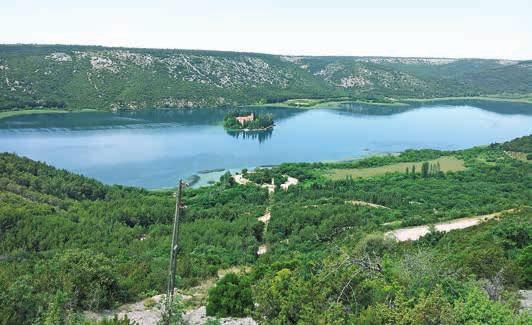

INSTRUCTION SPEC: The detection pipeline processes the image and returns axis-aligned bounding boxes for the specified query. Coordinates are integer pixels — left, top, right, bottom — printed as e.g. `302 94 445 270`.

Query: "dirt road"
385 209 514 242
346 200 389 209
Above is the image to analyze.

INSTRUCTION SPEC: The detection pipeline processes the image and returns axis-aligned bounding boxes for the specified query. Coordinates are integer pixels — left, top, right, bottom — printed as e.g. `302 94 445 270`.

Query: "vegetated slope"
0 136 531 323
502 134 532 154
247 137 531 323
462 60 532 93
1 44 530 110
0 154 268 323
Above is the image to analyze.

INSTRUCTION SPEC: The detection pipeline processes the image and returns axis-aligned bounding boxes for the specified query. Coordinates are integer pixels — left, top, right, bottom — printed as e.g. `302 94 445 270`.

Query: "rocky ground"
183 306 256 325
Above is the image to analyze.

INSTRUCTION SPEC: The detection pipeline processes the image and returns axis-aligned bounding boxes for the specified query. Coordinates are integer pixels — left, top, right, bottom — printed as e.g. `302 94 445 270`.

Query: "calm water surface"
1 101 530 188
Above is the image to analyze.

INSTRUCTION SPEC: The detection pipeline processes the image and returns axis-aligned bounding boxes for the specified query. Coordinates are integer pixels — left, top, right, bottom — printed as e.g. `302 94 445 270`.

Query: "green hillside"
1 44 530 111
0 136 530 323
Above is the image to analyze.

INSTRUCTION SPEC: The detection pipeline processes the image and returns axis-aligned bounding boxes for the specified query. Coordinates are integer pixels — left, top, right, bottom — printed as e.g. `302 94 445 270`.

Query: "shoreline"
0 108 98 120
253 99 407 108
156 150 397 191
1 94 530 120
257 95 532 109
224 124 274 132
402 95 532 104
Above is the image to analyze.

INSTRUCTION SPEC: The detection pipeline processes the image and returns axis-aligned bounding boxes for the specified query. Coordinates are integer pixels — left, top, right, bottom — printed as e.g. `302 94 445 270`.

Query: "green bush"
206 273 253 318
454 288 530 324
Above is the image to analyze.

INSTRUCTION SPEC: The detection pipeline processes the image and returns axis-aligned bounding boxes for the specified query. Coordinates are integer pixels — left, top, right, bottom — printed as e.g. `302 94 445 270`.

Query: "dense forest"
0 44 530 111
0 135 530 323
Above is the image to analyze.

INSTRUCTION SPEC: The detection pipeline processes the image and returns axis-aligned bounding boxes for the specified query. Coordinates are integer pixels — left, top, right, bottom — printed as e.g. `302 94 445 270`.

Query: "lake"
0 101 531 189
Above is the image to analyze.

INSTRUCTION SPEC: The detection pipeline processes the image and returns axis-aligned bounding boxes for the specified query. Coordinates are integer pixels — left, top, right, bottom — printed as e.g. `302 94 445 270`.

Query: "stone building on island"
235 113 254 125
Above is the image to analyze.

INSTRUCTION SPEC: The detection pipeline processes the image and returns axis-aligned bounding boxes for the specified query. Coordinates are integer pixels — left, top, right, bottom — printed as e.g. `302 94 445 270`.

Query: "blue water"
0 102 530 188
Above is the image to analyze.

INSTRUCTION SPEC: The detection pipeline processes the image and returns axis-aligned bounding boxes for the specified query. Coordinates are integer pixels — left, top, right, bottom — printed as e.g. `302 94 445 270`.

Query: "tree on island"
223 111 274 130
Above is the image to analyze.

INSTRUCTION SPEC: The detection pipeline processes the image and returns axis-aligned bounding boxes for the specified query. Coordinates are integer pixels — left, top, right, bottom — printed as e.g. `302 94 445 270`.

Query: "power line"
165 179 185 323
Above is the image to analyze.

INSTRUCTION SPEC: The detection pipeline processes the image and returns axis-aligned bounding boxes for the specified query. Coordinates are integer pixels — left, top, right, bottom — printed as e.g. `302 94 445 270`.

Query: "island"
223 111 274 131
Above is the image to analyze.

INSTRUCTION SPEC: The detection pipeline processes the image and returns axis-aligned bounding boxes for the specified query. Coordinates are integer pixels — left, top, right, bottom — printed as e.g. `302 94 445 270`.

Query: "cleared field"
0 109 69 120
0 108 98 120
274 98 406 108
284 98 325 107
404 94 532 104
326 156 466 180
261 94 532 109
505 151 531 163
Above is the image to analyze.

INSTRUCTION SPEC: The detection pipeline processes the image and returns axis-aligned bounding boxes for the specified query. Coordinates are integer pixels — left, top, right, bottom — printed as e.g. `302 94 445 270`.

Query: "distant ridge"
0 44 530 110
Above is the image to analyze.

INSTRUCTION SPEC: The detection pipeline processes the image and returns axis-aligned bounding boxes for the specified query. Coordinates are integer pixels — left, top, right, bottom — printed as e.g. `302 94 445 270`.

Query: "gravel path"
84 295 164 325
257 210 271 255
520 290 532 311
257 244 268 255
281 176 299 190
233 174 249 185
232 172 299 256
346 200 389 209
232 173 299 192
385 209 514 242
183 306 256 325
258 210 271 224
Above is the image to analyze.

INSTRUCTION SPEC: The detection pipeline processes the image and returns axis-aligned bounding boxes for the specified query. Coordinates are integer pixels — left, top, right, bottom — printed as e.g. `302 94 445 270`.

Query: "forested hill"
0 44 531 110
1 136 531 323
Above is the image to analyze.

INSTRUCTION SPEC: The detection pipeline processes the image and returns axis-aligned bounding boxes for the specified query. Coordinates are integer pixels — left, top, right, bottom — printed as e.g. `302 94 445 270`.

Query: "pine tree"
421 162 429 178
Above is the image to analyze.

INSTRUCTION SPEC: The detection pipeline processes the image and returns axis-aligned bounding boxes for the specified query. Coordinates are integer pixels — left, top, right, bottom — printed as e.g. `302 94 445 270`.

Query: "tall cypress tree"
421 162 429 178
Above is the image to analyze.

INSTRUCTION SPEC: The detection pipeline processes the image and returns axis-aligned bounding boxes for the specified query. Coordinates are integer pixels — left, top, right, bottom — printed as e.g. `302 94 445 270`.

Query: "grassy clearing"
505 151 531 163
0 109 70 120
254 94 532 110
346 200 390 209
317 100 408 108
284 98 329 107
251 97 349 108
326 156 466 180
259 97 408 108
403 94 532 104
0 108 99 120
147 188 174 194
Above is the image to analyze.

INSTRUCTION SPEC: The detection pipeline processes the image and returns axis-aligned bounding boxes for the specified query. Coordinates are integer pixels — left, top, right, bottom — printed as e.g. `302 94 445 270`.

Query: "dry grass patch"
327 156 466 180
346 200 390 209
505 151 531 163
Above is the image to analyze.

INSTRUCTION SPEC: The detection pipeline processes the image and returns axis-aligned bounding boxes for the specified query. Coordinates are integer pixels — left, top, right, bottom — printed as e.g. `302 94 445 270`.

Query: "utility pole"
165 179 184 323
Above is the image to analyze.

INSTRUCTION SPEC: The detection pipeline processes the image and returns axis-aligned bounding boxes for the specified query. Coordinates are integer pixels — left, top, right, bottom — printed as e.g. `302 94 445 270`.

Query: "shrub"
206 273 253 318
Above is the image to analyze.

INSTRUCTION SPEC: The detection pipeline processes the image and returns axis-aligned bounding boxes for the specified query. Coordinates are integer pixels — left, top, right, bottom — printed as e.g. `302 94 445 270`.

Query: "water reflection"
337 103 413 115
410 100 532 115
336 100 532 116
0 107 303 130
0 102 530 188
226 128 273 143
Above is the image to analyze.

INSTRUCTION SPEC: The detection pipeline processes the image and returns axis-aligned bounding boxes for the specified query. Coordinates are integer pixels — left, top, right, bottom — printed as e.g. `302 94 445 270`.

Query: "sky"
1 0 531 59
